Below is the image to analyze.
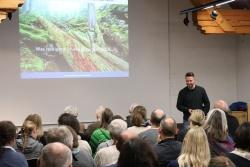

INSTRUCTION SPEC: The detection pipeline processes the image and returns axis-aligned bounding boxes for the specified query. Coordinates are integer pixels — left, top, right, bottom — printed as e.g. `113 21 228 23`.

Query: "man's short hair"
160 117 177 137
58 113 80 134
185 72 195 77
46 126 73 149
150 109 165 126
0 121 16 146
39 142 72 167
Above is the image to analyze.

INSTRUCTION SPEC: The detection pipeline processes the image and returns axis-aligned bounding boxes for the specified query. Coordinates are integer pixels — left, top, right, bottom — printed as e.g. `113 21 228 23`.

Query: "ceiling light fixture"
180 0 236 14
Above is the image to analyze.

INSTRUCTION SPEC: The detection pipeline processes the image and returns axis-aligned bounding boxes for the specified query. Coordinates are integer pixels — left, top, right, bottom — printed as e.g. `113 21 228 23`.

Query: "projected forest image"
20 0 128 76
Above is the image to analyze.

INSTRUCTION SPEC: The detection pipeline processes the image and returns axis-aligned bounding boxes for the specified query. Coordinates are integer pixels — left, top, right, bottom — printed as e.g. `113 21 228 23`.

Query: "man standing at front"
177 72 210 130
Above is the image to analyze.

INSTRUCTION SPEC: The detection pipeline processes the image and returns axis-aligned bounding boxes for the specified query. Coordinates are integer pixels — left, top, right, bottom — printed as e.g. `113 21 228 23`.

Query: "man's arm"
176 90 189 113
202 88 210 114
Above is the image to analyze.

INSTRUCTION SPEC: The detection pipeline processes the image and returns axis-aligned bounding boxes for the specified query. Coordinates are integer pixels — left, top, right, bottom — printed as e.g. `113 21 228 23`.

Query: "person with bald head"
139 109 165 145
214 100 239 138
38 142 72 167
154 117 182 167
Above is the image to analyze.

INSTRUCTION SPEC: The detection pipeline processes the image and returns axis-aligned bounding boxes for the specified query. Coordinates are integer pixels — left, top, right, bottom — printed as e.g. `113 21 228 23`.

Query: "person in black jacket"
213 100 239 138
226 122 250 167
154 117 182 167
177 72 210 136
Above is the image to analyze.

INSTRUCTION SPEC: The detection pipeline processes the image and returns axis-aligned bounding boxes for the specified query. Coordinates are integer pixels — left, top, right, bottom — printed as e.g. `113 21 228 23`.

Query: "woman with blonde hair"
203 108 234 156
16 120 43 167
177 109 205 141
168 126 211 167
23 114 44 139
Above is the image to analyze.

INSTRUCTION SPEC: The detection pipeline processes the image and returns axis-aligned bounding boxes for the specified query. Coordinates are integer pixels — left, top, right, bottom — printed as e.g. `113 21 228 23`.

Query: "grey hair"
204 108 228 140
46 126 73 149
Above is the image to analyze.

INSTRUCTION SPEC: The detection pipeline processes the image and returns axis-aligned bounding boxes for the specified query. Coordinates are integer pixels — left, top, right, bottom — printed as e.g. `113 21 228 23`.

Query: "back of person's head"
131 105 147 127
129 103 139 114
24 114 43 137
0 121 16 157
111 115 124 121
234 122 250 151
66 126 79 149
21 120 37 151
150 109 165 127
178 126 210 167
213 100 229 112
159 117 177 137
64 105 78 117
118 138 158 167
209 156 236 167
108 119 127 140
58 113 80 134
189 109 205 127
96 105 105 121
46 126 73 149
116 130 137 151
204 108 228 140
39 142 72 167
100 108 113 129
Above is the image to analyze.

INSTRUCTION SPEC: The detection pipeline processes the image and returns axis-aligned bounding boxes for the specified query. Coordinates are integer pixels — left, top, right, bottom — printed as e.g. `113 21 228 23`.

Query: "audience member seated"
16 120 43 167
139 109 165 145
177 109 205 142
68 126 96 167
204 108 235 156
90 108 113 155
94 119 127 167
85 121 101 142
64 105 79 117
18 114 44 141
227 122 250 167
126 103 139 128
127 105 150 135
38 142 72 167
96 115 125 152
168 126 211 167
117 138 158 167
96 105 105 121
154 117 181 167
58 112 92 155
46 126 96 167
209 156 236 167
0 121 28 167
214 100 239 138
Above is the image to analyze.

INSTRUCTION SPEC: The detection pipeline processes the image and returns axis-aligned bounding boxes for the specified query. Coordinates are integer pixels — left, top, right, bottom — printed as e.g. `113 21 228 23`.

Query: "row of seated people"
0 100 249 167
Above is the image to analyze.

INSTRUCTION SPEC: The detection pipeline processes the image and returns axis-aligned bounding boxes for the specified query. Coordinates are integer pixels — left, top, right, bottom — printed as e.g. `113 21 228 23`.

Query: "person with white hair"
213 100 239 138
204 108 235 157
38 142 72 167
94 119 127 167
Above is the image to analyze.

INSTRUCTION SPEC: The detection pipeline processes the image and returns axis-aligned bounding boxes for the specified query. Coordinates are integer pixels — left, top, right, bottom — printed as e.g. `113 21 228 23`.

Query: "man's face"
185 76 195 89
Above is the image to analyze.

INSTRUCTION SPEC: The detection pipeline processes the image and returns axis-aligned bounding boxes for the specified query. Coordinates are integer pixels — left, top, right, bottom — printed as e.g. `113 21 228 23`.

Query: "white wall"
237 36 250 102
169 0 238 122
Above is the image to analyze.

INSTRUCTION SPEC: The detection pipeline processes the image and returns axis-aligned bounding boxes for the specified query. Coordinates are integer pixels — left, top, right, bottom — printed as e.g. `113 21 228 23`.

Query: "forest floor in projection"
20 3 128 73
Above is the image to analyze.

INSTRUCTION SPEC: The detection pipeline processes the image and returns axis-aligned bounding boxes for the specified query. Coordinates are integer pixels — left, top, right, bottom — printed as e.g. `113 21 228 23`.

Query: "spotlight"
210 9 218 20
183 13 189 26
7 13 12 20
